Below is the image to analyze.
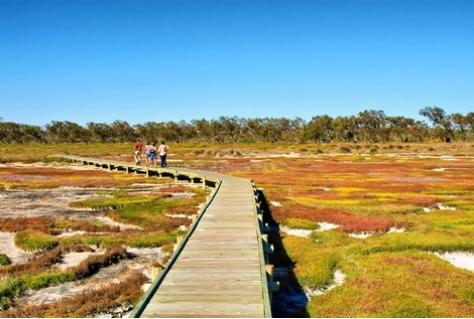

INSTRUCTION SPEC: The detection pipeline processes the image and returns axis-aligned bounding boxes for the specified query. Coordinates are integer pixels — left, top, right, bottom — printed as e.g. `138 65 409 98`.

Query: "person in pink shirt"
144 141 153 166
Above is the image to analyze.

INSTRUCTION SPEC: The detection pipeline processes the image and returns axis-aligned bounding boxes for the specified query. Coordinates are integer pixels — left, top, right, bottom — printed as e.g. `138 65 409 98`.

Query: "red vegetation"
408 196 441 207
0 217 56 232
271 204 402 233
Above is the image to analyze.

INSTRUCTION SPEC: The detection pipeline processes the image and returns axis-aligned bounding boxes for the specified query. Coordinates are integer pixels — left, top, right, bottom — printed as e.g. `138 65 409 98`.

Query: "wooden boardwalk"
64 157 274 318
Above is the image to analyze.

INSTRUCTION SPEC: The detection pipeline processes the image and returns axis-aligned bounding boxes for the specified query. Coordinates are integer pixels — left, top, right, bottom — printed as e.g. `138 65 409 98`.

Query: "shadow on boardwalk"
257 190 310 318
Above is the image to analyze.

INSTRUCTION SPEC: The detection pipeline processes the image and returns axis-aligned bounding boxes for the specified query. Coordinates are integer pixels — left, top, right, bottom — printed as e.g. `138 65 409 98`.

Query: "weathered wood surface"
63 157 271 318
138 176 267 318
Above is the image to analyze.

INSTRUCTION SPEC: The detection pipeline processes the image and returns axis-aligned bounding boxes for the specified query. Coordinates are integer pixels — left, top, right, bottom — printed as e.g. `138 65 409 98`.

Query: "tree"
0 122 23 143
87 122 114 143
133 122 162 143
419 106 453 141
110 120 135 143
333 116 358 142
45 121 89 143
356 110 387 142
191 119 212 142
304 115 334 142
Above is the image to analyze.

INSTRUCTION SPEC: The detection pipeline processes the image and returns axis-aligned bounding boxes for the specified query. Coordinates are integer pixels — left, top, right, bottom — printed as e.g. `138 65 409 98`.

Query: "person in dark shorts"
157 141 169 167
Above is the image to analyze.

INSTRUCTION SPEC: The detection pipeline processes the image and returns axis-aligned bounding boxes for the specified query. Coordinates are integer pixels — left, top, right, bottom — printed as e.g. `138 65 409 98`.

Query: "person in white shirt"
157 141 169 167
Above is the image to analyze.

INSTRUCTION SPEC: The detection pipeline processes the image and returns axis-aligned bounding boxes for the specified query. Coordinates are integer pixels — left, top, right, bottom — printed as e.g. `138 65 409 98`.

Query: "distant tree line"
1 107 473 144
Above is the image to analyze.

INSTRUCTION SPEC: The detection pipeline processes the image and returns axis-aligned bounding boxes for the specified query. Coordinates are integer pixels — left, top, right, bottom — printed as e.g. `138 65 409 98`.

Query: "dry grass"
0 269 147 318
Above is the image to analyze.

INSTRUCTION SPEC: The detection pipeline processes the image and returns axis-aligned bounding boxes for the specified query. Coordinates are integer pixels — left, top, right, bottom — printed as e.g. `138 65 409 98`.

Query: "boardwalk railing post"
152 267 161 281
173 235 183 251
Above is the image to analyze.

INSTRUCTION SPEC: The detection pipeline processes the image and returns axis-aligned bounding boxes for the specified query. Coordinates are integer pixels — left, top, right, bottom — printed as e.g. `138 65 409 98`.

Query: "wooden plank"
148 293 264 302
141 302 264 316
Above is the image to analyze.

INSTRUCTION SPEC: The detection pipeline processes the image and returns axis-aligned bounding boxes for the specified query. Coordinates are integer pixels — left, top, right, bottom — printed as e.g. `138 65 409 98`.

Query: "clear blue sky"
1 0 473 127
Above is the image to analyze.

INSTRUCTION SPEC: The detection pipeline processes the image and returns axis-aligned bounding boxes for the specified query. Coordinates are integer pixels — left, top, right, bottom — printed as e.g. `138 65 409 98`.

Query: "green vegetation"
1 106 474 145
0 254 10 267
283 218 320 230
14 230 59 251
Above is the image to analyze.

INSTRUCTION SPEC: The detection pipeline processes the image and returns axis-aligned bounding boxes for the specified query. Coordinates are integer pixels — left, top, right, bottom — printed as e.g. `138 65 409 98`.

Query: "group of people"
133 139 169 167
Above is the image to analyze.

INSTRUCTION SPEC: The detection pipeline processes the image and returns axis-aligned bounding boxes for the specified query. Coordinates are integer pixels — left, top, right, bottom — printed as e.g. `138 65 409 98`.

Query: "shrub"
0 276 25 299
0 296 12 311
0 254 11 266
22 271 76 291
14 230 58 251
339 146 352 153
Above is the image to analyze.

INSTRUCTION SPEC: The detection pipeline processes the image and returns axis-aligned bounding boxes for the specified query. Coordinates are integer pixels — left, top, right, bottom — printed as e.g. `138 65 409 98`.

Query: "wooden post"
173 235 183 251
266 265 278 300
151 267 161 281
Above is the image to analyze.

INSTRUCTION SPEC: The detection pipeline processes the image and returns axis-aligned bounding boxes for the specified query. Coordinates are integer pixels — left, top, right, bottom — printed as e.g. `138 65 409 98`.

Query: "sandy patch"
280 222 340 238
165 213 196 220
280 226 313 237
388 227 405 233
423 203 456 212
95 216 141 230
348 232 372 239
306 269 346 297
15 246 167 308
349 227 405 238
56 249 106 271
0 187 104 219
318 222 340 231
434 251 474 272
0 231 34 264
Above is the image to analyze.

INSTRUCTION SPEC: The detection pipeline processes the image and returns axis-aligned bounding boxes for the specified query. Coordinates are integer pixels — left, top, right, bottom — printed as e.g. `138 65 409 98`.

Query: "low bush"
0 254 10 267
339 146 352 153
14 230 58 251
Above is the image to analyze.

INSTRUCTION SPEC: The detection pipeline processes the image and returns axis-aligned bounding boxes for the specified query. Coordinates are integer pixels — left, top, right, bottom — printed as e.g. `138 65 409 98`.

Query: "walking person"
144 141 153 166
150 142 157 166
157 141 169 167
133 139 143 165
